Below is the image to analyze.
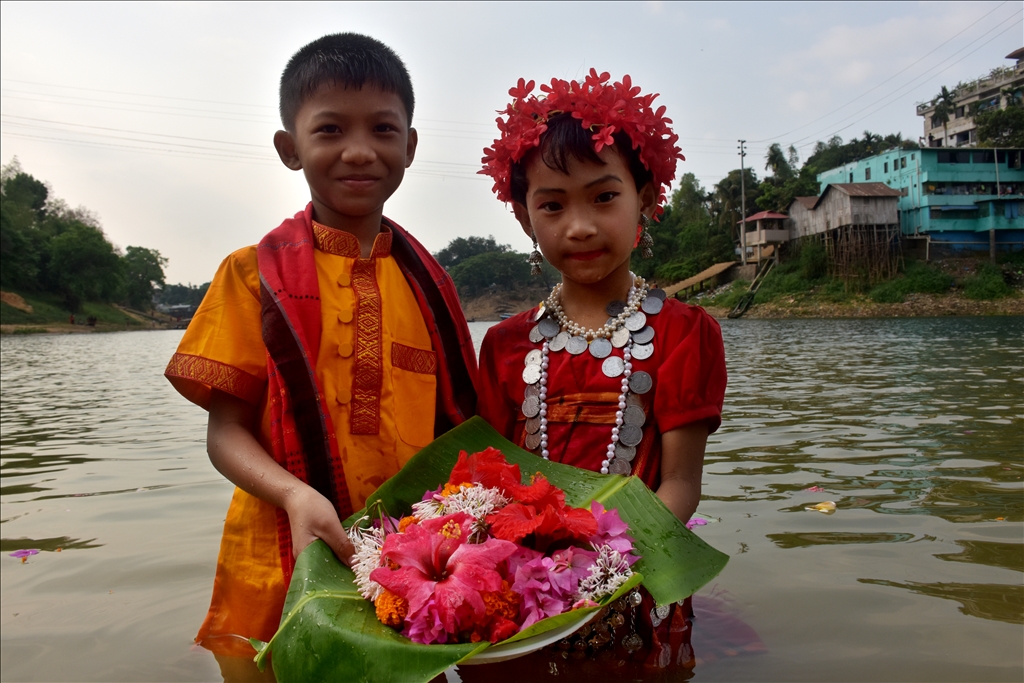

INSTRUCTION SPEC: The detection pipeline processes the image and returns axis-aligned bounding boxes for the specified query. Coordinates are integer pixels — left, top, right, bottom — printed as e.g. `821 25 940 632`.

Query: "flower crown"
480 69 684 212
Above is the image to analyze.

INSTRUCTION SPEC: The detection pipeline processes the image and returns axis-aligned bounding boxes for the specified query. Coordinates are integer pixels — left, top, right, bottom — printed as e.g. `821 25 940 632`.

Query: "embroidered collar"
313 221 393 259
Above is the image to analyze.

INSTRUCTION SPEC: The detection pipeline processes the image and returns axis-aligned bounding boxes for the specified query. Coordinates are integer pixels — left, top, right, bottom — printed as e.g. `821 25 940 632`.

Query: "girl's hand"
284 485 355 566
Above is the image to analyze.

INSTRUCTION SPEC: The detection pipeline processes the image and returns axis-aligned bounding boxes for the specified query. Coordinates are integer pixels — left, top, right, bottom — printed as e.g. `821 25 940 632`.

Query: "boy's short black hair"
279 33 415 131
509 113 653 205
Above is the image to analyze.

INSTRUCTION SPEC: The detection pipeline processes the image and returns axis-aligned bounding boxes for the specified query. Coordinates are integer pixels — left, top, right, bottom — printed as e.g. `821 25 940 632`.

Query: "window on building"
849 173 854 183
955 106 965 118
865 168 872 180
884 162 889 173
973 151 995 164
901 157 907 169
911 154 915 161
938 151 951 163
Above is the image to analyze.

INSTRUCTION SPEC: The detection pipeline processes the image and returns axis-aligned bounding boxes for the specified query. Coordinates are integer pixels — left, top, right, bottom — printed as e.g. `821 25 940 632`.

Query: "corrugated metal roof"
663 261 737 297
738 210 788 224
826 182 903 198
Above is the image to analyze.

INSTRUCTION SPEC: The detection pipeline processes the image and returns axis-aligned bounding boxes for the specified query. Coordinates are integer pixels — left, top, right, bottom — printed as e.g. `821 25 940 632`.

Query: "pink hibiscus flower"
588 501 637 562
370 511 517 644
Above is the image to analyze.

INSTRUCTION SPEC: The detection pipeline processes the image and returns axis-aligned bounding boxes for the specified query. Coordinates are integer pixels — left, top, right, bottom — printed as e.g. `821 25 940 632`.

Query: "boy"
164 33 477 657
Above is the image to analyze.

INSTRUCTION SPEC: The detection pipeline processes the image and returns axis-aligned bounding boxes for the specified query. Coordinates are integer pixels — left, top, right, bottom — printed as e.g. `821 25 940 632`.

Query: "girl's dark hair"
279 33 414 131
509 113 653 204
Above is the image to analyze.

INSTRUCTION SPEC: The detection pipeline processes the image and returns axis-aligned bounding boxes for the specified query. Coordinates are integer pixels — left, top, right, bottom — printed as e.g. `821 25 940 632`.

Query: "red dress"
468 299 727 677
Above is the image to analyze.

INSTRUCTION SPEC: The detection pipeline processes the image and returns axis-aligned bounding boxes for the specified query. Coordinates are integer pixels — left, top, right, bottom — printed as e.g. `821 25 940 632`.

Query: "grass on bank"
0 290 145 328
694 251 1019 309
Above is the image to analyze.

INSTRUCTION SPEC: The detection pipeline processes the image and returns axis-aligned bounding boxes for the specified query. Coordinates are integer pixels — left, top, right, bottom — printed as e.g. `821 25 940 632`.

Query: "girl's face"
514 146 656 291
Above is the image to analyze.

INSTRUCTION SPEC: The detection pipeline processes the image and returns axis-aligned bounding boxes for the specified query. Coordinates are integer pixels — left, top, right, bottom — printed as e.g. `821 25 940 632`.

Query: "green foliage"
975 106 1024 148
701 281 748 309
867 261 953 303
799 240 828 280
49 221 126 311
434 235 508 270
754 261 814 303
448 250 532 297
963 263 1012 300
156 281 210 307
0 290 142 327
803 132 916 177
123 246 168 309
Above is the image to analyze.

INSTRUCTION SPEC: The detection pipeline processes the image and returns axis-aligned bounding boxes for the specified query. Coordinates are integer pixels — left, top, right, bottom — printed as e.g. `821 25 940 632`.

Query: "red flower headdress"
480 69 685 213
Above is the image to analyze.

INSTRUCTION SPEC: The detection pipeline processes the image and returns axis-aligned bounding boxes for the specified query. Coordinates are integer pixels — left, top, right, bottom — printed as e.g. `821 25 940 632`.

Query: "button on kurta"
338 342 353 357
336 387 352 404
337 272 352 287
338 309 354 323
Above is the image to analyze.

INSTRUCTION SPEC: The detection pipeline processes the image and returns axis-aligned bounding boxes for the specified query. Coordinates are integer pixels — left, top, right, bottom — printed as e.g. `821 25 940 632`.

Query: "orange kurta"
166 223 436 655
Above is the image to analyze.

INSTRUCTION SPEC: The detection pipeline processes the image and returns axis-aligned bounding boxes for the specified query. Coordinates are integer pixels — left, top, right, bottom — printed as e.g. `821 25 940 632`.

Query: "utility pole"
738 140 748 266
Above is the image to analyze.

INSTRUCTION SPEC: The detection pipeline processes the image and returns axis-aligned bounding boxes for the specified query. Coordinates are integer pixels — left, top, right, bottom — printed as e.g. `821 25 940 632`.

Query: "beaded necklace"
521 274 667 474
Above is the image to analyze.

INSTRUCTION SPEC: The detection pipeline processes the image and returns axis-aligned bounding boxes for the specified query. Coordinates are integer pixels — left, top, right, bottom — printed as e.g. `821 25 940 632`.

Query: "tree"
930 86 956 145
434 235 509 270
976 106 1024 148
448 250 531 297
123 246 168 309
48 222 125 311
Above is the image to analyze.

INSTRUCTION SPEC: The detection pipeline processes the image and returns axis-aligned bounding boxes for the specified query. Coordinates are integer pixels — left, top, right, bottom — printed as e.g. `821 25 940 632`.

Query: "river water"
1 318 1021 682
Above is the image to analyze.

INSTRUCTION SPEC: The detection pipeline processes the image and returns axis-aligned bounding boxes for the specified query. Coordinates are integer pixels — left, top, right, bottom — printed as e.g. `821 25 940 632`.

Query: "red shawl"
257 204 476 579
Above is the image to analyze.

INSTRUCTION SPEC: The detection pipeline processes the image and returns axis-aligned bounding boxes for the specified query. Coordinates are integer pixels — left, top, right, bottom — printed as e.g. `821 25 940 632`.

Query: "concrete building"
816 147 1024 254
916 49 1023 148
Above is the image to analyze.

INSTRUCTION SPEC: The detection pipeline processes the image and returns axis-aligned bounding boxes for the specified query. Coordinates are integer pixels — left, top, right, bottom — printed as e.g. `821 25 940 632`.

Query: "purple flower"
512 556 574 628
588 501 637 562
10 549 39 562
685 518 708 530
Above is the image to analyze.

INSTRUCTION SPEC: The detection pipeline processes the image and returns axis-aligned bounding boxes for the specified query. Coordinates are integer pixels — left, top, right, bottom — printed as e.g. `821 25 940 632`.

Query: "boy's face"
513 147 655 291
274 84 417 230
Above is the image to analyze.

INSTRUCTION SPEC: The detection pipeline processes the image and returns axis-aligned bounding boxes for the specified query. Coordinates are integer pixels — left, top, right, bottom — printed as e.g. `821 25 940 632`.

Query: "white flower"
575 544 634 603
348 517 387 601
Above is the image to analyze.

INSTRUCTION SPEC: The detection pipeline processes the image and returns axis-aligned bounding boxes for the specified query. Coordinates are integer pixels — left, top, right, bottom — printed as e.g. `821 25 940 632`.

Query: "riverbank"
0 290 176 335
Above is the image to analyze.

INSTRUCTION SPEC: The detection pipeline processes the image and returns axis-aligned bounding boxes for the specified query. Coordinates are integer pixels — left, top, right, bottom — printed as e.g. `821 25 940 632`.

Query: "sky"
1 1 1021 285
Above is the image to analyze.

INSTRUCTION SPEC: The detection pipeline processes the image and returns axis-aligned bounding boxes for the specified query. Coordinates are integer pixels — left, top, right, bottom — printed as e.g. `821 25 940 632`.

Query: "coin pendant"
625 311 647 332
525 432 542 450
650 608 665 628
628 591 643 607
525 416 541 434
566 336 588 355
614 442 636 461
628 371 653 395
521 395 540 418
525 383 540 398
611 327 630 348
538 318 560 339
631 342 654 360
655 604 671 620
609 459 631 475
622 633 643 654
623 405 646 427
522 364 542 385
631 326 655 345
641 296 664 315
589 337 612 359
605 300 626 317
529 324 544 343
534 305 547 321
649 288 667 301
549 331 569 352
602 356 625 378
618 424 643 447
525 349 542 366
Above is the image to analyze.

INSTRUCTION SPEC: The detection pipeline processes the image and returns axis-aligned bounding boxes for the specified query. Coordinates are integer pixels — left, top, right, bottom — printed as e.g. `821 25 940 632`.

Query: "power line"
751 1 1013 144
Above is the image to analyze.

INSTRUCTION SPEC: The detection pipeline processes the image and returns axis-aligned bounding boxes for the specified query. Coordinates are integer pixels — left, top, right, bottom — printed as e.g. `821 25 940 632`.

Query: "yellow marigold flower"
398 515 419 532
441 482 473 496
375 590 409 628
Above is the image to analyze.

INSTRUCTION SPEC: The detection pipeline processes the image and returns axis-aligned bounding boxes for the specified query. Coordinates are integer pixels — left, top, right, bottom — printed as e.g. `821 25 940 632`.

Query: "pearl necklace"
522 272 664 475
543 275 646 340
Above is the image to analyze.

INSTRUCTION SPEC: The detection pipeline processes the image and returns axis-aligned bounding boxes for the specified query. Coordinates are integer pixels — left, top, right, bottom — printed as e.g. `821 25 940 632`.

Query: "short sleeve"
476 324 519 440
164 246 267 410
653 305 727 434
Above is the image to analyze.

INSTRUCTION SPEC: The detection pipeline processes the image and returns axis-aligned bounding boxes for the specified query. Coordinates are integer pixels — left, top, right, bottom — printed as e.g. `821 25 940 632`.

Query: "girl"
470 71 727 678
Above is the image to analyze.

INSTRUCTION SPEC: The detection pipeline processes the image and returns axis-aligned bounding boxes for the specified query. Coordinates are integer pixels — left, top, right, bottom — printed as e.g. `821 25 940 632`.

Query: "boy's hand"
285 485 355 566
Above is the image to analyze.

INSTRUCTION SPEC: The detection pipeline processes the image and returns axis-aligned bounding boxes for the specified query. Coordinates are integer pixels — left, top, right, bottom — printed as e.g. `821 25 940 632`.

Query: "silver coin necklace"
521 274 667 474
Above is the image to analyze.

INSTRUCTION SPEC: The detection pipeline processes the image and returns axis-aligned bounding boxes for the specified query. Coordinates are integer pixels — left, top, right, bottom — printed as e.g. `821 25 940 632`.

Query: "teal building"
817 148 1023 251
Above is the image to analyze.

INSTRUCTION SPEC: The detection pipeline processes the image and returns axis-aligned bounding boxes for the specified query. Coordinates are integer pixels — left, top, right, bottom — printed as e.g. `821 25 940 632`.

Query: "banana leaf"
254 417 728 682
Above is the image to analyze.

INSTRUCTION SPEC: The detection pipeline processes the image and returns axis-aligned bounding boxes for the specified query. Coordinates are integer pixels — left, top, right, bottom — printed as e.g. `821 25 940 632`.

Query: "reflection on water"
1 318 1022 682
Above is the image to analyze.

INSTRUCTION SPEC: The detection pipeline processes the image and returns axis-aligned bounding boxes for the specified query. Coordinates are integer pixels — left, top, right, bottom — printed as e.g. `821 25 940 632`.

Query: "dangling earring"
638 214 654 259
528 236 544 276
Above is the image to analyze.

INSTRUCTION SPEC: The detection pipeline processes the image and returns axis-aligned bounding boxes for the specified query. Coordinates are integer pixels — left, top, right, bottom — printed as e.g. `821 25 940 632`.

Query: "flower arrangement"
479 69 685 211
350 447 638 646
